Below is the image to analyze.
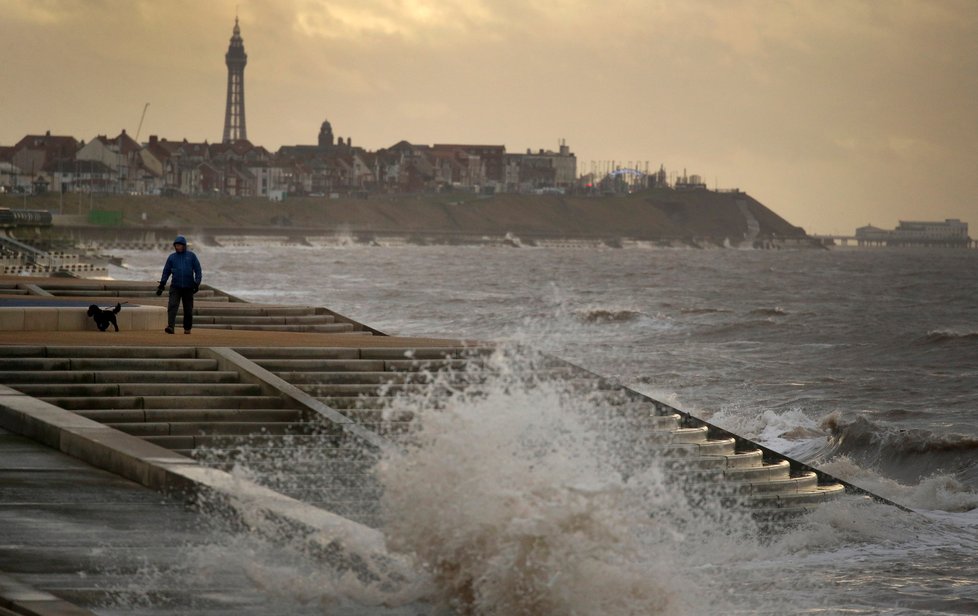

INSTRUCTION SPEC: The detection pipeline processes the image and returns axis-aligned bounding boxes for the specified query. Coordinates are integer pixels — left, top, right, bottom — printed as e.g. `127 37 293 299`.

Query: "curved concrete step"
736 471 820 495
723 459 791 482
746 482 847 508
656 437 738 457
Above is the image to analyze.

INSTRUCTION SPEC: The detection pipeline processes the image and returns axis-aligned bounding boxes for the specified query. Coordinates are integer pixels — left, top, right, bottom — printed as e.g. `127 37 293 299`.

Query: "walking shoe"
184 329 191 334
164 327 174 334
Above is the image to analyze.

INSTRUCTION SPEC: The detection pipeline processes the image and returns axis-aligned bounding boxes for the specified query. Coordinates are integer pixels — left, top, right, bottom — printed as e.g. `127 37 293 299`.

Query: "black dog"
87 303 122 332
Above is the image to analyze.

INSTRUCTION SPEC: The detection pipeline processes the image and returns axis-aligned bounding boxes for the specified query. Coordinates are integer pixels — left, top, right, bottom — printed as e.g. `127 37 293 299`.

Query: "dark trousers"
167 287 194 331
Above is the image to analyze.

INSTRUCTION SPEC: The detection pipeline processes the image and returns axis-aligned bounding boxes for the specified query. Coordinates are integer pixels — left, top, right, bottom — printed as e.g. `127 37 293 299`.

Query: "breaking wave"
575 308 645 323
919 330 978 345
374 347 758 615
749 307 788 317
820 413 978 505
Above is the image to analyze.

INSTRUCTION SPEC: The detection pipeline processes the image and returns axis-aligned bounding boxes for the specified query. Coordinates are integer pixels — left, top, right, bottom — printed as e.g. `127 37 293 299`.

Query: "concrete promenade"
0 275 858 614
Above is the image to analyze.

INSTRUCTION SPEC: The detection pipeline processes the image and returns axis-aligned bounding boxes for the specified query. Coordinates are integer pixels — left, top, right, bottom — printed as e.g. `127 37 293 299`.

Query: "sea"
104 242 978 615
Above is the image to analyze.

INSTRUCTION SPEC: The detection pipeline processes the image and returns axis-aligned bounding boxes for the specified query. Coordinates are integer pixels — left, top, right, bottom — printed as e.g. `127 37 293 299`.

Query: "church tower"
222 17 248 143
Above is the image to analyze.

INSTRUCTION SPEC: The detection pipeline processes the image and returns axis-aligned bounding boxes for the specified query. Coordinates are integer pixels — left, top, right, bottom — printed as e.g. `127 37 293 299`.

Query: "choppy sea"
106 243 978 615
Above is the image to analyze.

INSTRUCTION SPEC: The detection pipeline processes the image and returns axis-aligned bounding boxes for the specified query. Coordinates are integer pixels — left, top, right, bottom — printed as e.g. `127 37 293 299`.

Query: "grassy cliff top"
1 189 807 240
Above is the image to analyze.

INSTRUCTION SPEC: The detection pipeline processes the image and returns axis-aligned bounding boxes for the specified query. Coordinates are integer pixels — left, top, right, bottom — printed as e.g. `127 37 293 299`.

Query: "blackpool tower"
222 17 247 143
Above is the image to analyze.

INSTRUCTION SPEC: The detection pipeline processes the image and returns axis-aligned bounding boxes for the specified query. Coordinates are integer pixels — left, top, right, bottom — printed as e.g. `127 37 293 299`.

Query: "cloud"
1 0 976 230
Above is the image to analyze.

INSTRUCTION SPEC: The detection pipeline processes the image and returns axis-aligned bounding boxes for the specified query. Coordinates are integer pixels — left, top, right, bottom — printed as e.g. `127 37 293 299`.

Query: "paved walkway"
0 426 253 614
0 426 428 615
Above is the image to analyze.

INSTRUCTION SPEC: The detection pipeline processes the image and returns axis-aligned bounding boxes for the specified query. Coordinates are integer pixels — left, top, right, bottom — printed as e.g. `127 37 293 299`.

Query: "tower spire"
222 15 248 143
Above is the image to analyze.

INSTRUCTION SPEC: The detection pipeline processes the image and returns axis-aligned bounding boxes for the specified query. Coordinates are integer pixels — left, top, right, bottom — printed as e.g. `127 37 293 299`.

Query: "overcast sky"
1 0 976 233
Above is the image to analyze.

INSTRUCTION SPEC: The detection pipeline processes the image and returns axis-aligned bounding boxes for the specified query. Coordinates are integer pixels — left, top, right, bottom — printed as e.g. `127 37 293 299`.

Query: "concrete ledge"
0 571 96 616
0 384 414 584
0 306 166 332
202 347 393 453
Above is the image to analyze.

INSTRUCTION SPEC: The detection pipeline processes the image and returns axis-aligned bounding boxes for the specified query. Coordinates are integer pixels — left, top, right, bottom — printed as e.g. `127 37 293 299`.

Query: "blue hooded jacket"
159 236 202 290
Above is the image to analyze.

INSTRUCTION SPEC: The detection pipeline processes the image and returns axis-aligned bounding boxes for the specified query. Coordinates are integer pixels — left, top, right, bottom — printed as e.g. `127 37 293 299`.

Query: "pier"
0 276 872 613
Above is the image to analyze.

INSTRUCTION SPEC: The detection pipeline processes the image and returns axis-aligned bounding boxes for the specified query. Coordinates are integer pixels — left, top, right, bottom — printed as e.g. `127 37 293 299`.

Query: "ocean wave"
576 308 644 324
920 330 978 344
749 307 788 317
698 318 779 339
818 455 978 513
680 307 732 315
820 413 978 504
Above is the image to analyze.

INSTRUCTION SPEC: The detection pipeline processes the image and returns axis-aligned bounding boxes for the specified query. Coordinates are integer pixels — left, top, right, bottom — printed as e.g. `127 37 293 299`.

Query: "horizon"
1 0 976 235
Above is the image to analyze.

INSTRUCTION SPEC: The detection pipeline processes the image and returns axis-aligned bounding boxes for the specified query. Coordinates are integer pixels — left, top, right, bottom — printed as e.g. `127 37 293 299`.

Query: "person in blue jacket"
156 235 202 334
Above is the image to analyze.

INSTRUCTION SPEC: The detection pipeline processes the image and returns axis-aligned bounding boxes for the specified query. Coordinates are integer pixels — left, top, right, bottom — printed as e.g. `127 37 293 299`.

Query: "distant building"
10 132 78 190
893 219 968 245
222 17 248 143
855 219 971 248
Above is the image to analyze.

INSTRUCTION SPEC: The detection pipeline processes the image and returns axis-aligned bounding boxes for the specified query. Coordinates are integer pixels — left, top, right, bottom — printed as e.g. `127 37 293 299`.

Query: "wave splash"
375 346 757 615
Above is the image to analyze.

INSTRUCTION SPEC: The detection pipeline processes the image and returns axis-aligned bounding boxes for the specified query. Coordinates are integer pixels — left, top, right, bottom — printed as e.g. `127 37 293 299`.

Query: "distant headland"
1 188 814 251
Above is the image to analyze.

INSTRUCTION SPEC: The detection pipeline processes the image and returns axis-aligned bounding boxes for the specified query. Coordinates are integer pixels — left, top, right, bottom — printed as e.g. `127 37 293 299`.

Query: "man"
156 235 202 334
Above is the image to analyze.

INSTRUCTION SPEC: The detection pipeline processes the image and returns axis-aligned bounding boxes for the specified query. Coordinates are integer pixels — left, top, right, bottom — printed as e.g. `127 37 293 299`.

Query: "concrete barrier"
0 305 166 332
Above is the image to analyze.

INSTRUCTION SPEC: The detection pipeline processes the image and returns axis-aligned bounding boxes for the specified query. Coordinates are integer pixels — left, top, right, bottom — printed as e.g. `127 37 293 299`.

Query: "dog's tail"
113 303 122 313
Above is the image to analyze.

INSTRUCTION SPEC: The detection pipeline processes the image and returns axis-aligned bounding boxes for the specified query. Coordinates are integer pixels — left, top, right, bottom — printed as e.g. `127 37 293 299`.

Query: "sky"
1 0 976 234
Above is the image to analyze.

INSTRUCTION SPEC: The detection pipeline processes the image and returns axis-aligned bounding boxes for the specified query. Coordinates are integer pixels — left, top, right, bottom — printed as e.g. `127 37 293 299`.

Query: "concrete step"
195 323 356 332
338 408 417 422
246 348 485 364
357 347 493 360
186 306 318 317
36 346 197 358
670 459 792 484
655 437 738 457
145 432 347 450
14 383 262 397
746 482 847 508
193 315 337 325
723 460 791 482
271 371 425 385
255 359 383 372
76 408 307 423
384 358 484 372
106 421 321 437
234 347 361 360
0 357 220 371
316 396 396 410
0 370 241 384
736 471 820 495
40 395 287 410
48 289 218 298
298 383 430 397
185 445 377 465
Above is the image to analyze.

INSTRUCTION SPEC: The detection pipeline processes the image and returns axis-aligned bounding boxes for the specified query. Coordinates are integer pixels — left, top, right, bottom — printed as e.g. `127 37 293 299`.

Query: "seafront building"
854 219 971 248
0 17 583 200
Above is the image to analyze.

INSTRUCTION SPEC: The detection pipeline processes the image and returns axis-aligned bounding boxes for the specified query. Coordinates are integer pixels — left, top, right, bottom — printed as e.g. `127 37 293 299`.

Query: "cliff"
2 188 807 243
